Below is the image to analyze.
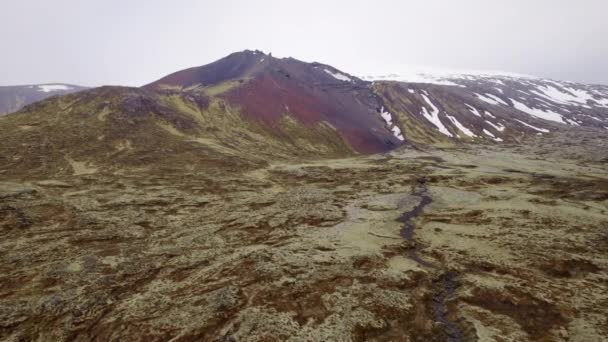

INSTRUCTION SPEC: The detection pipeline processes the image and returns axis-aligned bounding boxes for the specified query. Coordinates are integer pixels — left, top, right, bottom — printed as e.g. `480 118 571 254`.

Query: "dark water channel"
398 178 464 341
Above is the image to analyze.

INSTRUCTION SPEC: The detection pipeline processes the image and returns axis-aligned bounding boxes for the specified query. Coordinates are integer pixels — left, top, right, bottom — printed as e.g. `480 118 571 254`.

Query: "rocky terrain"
1 51 607 341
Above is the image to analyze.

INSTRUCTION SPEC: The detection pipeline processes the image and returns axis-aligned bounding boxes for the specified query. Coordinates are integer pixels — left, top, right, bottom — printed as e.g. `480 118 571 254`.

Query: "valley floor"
1 132 608 341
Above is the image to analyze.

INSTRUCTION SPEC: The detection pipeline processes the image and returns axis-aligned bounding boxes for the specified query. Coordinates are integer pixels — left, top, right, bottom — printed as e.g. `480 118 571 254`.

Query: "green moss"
201 79 247 96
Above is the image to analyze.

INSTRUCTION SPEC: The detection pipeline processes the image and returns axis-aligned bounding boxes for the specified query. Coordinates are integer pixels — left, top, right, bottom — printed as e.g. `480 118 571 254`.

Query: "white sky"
1 0 607 86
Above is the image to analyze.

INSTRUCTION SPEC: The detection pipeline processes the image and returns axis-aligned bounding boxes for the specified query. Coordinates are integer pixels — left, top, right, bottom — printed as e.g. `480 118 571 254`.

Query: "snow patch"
486 121 505 132
476 93 507 106
37 84 72 92
420 94 453 137
595 98 608 107
446 115 477 137
511 100 564 124
380 106 393 126
379 106 404 141
392 126 405 141
564 118 580 126
324 69 352 82
515 119 550 133
465 104 482 117
484 111 496 119
531 84 594 106
482 129 503 142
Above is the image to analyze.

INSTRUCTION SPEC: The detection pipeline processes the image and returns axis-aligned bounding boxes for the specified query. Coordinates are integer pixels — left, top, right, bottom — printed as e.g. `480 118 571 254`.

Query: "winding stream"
398 178 464 342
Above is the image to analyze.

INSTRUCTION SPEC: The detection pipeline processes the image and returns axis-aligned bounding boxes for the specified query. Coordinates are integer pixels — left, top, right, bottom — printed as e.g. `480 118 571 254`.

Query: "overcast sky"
1 0 607 87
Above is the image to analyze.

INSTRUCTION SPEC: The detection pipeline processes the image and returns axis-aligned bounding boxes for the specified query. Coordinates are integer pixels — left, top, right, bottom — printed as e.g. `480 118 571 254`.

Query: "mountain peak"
144 50 364 90
143 51 398 153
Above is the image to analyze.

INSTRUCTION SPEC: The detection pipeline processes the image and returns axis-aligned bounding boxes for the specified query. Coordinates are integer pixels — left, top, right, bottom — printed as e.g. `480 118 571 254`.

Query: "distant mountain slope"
0 84 88 115
367 72 608 144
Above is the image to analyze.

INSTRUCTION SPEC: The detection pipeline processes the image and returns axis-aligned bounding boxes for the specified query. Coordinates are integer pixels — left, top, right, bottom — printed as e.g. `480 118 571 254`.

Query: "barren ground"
1 132 607 341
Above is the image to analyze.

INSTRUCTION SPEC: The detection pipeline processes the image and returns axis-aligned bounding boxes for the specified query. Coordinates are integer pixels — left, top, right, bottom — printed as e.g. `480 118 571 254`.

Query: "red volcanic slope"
145 50 403 154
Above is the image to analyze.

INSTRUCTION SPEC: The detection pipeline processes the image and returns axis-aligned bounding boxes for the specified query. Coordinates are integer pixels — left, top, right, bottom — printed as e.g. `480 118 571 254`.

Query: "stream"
398 178 464 342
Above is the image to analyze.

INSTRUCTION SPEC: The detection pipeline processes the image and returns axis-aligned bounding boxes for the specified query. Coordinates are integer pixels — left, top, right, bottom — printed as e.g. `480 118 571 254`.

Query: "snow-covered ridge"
367 67 608 144
361 67 538 86
36 84 74 93
366 68 607 120
366 73 462 87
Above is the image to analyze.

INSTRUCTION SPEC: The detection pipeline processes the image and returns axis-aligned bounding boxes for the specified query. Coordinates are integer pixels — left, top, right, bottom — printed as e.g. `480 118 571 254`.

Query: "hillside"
0 85 358 178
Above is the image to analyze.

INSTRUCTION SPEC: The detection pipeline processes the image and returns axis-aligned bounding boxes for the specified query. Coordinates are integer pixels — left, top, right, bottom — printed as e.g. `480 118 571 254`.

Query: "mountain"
3 51 608 178
147 50 608 148
0 84 88 115
145 50 403 153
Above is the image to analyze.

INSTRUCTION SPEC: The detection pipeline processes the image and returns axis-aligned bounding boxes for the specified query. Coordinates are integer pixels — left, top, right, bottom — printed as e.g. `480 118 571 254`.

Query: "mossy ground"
1 127 607 341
